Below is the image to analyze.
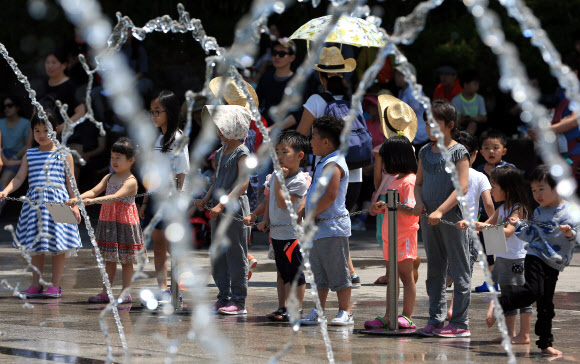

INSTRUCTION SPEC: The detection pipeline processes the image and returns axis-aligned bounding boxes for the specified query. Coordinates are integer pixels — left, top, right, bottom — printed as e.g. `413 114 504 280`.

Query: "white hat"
202 105 251 140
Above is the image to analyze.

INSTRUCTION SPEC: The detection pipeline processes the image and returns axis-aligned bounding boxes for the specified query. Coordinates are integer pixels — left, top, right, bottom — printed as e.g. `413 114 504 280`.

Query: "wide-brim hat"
209 77 259 110
202 105 251 140
313 46 356 74
378 94 418 142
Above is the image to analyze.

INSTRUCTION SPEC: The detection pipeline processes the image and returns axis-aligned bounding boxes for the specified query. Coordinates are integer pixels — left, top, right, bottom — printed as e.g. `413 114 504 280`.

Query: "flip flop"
374 275 388 285
364 316 388 329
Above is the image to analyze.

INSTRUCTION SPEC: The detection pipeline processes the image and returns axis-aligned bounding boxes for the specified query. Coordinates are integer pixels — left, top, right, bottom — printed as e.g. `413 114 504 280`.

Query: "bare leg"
50 253 66 287
152 228 168 290
487 300 497 327
447 291 454 320
337 287 351 313
318 288 329 311
101 261 117 295
276 271 285 308
347 252 355 274
399 259 416 319
512 312 531 344
31 255 45 288
492 314 516 343
284 282 306 310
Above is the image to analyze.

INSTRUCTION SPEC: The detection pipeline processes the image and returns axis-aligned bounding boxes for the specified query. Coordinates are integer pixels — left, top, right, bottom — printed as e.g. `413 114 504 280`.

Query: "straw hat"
202 105 251 140
378 95 418 142
313 46 356 74
209 77 259 110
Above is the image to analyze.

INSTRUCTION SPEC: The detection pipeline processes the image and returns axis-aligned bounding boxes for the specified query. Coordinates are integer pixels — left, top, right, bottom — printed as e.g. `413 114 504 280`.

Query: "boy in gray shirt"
488 165 580 355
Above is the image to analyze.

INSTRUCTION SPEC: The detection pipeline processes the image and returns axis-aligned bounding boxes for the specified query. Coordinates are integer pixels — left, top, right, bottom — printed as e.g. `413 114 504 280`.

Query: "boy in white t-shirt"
446 131 495 318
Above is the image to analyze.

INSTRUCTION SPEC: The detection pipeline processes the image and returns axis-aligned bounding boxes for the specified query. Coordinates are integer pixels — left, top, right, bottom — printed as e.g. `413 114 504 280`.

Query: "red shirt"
433 79 463 102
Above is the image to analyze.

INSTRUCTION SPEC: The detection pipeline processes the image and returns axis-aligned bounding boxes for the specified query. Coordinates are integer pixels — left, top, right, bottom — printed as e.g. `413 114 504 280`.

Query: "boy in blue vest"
301 115 353 326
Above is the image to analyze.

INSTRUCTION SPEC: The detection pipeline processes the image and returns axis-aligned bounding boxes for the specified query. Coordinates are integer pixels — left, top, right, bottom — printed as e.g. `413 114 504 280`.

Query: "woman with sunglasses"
0 96 32 200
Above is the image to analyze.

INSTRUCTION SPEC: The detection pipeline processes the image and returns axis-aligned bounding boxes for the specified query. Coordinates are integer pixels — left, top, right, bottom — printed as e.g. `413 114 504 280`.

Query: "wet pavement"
1 218 580 363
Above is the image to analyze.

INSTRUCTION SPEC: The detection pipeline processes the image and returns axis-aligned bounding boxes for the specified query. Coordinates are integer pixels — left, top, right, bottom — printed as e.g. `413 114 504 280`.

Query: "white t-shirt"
147 131 190 191
304 93 363 183
497 204 527 260
465 168 491 220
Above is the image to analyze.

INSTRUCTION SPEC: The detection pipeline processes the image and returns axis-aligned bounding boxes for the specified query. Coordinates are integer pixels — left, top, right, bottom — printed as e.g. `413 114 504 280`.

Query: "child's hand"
243 213 256 226
65 198 77 206
281 167 289 178
457 220 469 230
413 202 425 217
508 216 520 225
560 224 573 238
0 191 7 202
71 205 81 223
257 220 269 232
372 201 386 214
194 198 207 210
428 210 442 225
209 203 224 220
139 204 147 220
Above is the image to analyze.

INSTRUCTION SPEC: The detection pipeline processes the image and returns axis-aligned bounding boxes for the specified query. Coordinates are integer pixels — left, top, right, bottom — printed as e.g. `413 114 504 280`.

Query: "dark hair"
46 49 68 65
111 137 137 159
429 99 459 139
529 165 556 189
479 129 508 149
312 115 344 148
456 130 478 154
319 72 348 97
153 90 181 153
30 110 59 147
460 69 480 87
379 136 417 175
2 95 21 109
490 166 530 219
277 130 308 154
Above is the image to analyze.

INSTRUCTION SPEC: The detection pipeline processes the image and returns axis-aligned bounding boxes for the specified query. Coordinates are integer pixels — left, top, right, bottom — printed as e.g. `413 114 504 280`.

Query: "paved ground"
1 217 580 363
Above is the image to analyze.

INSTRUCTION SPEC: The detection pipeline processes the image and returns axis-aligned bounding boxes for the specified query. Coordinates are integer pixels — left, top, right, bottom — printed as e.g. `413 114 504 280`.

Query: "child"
446 131 495 318
458 166 532 345
488 165 580 355
413 100 471 337
300 115 353 326
474 129 515 292
194 105 252 315
364 136 419 330
451 70 487 135
139 90 189 297
245 130 309 321
67 138 145 303
0 110 81 298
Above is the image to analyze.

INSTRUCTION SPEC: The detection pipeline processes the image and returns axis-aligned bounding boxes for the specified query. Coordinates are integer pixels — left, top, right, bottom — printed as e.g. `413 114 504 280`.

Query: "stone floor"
1 221 580 363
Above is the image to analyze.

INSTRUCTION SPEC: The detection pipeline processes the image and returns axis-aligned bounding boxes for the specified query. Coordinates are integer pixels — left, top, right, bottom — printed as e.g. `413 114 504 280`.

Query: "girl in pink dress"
67 138 145 303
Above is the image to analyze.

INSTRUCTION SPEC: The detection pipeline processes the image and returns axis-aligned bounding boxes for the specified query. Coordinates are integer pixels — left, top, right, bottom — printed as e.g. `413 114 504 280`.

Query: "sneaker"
350 273 361 288
267 307 287 320
88 293 110 303
433 323 471 338
300 308 321 326
42 286 62 298
213 300 228 313
21 285 43 298
474 282 499 292
218 302 247 315
248 253 258 280
417 323 444 337
330 310 354 326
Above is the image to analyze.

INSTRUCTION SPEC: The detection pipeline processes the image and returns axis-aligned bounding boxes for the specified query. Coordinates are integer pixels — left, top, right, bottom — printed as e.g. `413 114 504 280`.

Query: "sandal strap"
376 316 388 327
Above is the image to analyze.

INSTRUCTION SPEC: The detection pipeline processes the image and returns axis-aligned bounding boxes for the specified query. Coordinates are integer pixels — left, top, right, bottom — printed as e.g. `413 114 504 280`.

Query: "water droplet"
165 223 185 242
550 165 564 177
273 1 285 14
219 195 229 205
245 156 258 169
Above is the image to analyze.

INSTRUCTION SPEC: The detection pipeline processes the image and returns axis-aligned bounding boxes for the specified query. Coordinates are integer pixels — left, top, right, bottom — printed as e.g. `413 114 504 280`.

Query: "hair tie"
397 130 404 136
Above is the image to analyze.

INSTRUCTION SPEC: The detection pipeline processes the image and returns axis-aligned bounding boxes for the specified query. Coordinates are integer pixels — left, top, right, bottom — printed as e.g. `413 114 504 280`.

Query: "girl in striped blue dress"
0 110 81 298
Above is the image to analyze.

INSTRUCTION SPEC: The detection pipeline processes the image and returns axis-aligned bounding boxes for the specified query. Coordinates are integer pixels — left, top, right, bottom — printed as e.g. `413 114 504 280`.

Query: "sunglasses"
272 50 293 58
149 110 166 117
3 103 15 108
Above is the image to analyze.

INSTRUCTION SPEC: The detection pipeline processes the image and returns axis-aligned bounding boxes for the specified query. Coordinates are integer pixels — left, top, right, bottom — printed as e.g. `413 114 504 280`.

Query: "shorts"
272 238 306 286
309 237 351 291
492 257 526 286
382 234 417 262
142 199 166 230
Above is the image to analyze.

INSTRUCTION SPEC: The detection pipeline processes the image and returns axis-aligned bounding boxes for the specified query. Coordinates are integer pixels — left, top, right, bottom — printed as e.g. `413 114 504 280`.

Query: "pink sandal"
397 315 416 329
364 316 388 329
88 293 110 303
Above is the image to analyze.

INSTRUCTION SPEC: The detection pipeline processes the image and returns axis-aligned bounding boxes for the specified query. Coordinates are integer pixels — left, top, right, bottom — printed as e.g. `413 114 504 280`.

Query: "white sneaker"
330 310 354 326
300 308 321 326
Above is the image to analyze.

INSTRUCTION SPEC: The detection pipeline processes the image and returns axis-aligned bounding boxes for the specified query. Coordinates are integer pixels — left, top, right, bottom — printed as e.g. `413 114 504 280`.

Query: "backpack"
318 92 373 169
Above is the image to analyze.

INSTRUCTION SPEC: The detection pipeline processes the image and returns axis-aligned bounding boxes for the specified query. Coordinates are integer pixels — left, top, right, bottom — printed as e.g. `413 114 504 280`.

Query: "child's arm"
0 153 28 200
66 174 109 206
413 159 425 217
508 216 534 242
64 153 81 223
373 153 383 191
503 205 525 238
428 155 469 225
194 184 214 210
257 196 270 232
273 169 301 209
481 190 495 218
84 177 138 205
297 197 306 223
460 208 501 230
312 163 341 218
1 153 21 167
244 198 267 226
208 155 250 220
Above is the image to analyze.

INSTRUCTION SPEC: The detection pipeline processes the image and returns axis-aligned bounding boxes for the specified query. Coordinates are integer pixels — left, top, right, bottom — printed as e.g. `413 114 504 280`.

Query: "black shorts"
272 238 306 286
142 199 166 230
